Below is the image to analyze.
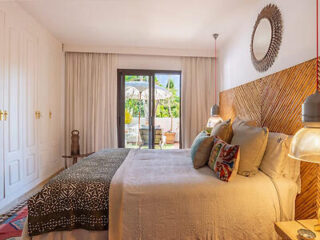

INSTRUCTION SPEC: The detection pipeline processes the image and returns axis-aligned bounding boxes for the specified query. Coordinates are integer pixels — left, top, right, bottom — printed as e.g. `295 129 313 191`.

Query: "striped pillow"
208 139 240 182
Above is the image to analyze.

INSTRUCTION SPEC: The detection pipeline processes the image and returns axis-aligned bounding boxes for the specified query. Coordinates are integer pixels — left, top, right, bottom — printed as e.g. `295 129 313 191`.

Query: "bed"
21 55 318 240
22 148 299 240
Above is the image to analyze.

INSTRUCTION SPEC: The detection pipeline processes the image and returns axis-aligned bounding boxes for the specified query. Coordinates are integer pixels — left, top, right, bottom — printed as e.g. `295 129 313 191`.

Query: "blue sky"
156 74 180 96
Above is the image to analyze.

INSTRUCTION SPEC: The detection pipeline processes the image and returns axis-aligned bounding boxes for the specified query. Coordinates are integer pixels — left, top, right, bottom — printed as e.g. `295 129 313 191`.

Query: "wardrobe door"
37 42 50 179
3 22 24 196
22 31 38 184
0 10 5 203
48 50 62 171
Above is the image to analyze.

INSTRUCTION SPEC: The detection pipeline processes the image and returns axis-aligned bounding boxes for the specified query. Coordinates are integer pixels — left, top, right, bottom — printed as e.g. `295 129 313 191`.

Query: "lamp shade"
207 115 223 128
289 91 320 163
211 104 220 116
289 127 320 163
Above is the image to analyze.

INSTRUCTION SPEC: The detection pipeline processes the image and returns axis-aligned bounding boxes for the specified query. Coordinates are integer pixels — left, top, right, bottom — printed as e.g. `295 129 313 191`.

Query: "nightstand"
275 219 320 239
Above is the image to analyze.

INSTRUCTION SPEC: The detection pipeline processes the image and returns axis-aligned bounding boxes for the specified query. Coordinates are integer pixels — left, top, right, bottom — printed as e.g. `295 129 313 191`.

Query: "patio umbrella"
125 81 172 127
125 81 172 100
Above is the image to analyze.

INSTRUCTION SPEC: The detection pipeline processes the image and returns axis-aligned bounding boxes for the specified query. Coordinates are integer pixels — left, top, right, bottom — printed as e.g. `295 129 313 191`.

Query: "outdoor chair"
138 126 165 149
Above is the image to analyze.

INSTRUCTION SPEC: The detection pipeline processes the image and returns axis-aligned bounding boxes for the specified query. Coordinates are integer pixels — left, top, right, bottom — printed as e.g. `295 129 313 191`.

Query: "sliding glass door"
117 70 181 149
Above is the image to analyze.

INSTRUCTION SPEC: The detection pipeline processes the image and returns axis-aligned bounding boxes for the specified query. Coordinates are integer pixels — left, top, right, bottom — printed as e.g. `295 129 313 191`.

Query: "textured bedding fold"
28 148 130 236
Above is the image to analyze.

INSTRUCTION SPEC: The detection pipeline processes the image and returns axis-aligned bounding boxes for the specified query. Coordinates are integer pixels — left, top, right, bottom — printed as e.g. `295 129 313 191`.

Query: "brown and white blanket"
27 148 130 236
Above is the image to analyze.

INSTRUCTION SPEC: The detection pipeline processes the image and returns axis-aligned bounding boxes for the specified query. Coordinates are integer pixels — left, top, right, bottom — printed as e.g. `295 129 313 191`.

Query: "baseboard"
0 167 64 214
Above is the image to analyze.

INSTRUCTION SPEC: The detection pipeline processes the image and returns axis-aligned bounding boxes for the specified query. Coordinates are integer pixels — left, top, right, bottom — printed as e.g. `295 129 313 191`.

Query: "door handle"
35 111 41 119
49 111 52 119
3 111 8 121
0 110 3 121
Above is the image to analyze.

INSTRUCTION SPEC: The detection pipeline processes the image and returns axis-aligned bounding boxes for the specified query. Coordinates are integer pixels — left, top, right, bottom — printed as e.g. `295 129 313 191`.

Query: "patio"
125 117 180 149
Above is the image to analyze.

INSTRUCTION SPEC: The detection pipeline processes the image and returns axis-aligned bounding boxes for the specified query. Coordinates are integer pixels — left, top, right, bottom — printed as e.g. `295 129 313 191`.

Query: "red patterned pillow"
208 139 240 182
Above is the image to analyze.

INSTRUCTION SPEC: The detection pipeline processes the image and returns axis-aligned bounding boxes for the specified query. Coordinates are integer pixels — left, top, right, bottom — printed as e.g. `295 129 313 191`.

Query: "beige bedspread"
109 149 297 240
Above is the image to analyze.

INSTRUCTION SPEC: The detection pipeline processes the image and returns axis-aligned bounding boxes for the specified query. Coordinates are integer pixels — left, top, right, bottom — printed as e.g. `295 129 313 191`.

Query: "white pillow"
282 136 301 190
260 133 301 192
260 132 289 178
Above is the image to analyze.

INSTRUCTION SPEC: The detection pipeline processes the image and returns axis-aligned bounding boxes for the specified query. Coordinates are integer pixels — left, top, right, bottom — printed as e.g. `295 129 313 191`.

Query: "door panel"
37 47 49 152
0 10 5 202
4 25 24 195
7 28 20 153
153 73 181 149
123 75 152 149
22 31 38 184
37 40 50 177
8 159 20 185
26 154 36 177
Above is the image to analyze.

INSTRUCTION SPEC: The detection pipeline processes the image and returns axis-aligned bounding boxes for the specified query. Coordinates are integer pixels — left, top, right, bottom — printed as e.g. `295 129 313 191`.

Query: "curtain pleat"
181 57 215 148
65 52 118 154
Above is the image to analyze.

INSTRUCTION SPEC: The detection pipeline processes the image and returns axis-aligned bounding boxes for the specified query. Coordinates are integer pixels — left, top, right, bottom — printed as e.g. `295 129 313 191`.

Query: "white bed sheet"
109 149 298 240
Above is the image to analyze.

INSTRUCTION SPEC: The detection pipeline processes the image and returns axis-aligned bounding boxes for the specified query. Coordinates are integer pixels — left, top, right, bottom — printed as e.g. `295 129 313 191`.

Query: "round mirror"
250 4 283 72
252 18 272 61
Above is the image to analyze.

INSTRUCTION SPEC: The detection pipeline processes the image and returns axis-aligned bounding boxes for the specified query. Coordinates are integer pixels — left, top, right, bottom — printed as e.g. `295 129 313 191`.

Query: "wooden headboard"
219 58 320 219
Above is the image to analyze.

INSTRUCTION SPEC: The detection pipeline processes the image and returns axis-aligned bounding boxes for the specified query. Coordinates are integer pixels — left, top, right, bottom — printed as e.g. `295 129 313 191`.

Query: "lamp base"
315 224 320 232
315 208 320 232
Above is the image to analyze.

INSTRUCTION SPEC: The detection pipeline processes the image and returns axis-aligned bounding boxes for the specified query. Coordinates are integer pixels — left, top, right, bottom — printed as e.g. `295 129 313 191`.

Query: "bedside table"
275 219 320 239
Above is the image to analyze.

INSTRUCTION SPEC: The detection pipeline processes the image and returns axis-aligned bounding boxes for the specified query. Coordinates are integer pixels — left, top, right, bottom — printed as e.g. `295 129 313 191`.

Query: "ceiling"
17 0 258 53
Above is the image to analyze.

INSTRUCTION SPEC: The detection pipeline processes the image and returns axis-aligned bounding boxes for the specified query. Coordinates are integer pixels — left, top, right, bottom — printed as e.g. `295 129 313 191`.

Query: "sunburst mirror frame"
250 4 283 72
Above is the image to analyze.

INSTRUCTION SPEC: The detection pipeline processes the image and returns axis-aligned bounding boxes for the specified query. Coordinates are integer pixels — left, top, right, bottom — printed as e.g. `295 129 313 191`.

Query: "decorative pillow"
231 120 269 177
260 132 289 178
210 119 233 143
208 139 240 182
232 117 257 128
191 131 217 169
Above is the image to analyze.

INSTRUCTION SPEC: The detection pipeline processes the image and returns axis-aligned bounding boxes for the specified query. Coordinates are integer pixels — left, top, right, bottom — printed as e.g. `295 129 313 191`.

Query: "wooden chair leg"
73 156 78 165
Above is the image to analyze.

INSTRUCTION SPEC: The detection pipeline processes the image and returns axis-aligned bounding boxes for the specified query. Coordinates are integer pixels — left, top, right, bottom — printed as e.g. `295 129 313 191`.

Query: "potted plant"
164 79 176 144
164 131 176 144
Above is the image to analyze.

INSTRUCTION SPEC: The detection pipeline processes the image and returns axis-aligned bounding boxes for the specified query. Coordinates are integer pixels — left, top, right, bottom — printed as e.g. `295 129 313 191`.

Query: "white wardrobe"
0 3 64 209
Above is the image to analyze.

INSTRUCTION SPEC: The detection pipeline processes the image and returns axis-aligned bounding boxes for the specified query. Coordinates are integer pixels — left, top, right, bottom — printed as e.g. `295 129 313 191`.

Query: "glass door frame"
117 69 182 149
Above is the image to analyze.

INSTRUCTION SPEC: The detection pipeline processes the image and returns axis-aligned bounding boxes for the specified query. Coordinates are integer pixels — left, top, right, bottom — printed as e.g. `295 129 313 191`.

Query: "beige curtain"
181 57 215 148
65 52 118 154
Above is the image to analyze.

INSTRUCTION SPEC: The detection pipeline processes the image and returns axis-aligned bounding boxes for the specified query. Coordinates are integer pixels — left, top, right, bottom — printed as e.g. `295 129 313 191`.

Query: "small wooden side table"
62 152 94 169
275 219 320 239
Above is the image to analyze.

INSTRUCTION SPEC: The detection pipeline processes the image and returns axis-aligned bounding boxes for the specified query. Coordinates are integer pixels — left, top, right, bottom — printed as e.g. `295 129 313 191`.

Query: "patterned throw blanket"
28 148 130 236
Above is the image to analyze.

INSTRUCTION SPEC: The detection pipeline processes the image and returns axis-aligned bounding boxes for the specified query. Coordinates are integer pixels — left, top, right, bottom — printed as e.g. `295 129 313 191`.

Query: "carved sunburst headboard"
219 58 319 219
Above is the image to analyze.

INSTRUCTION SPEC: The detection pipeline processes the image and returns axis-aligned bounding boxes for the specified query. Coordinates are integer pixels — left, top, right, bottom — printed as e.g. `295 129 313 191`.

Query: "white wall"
118 54 182 71
219 0 315 91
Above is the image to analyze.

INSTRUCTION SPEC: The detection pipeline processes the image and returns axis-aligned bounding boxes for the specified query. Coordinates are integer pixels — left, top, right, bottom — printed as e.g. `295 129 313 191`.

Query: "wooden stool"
62 152 94 169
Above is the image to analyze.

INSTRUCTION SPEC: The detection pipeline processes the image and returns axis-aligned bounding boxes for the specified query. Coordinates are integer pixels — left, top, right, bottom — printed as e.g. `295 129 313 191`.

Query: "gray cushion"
191 131 216 169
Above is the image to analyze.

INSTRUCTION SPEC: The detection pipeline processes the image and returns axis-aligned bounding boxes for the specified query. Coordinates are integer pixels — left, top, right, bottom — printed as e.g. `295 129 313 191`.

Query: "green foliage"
125 99 146 117
124 75 180 119
156 79 180 118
